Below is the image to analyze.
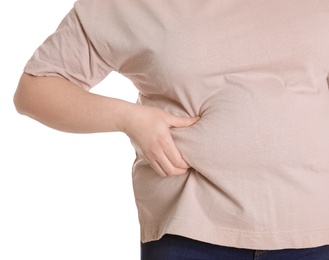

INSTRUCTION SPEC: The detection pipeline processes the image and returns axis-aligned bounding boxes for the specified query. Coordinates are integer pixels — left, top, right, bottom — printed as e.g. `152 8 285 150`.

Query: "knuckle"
171 158 183 168
147 145 160 157
156 134 170 148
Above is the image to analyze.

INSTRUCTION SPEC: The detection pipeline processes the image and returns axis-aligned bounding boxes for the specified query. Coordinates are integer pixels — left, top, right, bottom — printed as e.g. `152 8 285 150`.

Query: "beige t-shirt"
24 0 329 250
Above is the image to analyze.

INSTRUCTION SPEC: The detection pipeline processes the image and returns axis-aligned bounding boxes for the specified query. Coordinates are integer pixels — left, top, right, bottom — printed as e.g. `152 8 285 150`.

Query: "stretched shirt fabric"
24 0 329 250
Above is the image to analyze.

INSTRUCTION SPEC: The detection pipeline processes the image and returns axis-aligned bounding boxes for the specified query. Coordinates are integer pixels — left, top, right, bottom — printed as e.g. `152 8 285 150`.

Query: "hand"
122 104 199 177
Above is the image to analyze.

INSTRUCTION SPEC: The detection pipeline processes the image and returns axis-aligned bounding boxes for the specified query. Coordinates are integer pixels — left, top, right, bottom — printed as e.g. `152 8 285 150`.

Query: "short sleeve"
24 7 114 91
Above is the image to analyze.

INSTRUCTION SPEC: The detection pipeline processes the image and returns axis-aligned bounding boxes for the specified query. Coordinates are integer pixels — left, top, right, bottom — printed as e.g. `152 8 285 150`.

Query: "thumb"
167 114 200 128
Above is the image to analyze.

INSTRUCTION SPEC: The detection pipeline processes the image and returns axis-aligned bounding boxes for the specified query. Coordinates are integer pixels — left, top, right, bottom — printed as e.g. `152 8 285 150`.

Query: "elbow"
13 76 29 116
13 89 26 115
13 72 38 117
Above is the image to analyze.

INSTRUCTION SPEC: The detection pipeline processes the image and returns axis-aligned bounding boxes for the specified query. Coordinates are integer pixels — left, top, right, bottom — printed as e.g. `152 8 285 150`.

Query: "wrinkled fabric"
24 0 329 250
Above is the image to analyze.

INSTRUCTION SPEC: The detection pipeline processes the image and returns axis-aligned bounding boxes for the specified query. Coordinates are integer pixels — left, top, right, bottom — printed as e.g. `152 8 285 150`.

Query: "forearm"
14 73 134 133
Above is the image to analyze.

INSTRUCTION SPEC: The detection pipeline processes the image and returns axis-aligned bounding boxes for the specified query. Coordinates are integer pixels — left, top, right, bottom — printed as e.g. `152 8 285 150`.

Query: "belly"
170 86 329 181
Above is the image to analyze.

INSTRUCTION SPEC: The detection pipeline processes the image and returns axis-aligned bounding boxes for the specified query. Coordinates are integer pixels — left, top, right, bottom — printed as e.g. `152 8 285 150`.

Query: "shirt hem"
140 217 329 250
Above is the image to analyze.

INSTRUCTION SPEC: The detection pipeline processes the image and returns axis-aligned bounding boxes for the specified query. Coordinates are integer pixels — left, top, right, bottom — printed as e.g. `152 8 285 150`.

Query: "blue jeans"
141 234 329 260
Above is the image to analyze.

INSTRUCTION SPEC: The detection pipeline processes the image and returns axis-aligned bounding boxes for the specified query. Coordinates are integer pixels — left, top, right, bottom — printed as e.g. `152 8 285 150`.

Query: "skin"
13 72 200 177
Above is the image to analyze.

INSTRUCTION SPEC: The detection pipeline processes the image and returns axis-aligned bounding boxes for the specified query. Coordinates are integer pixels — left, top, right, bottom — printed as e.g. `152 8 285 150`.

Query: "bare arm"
14 72 133 133
14 73 199 177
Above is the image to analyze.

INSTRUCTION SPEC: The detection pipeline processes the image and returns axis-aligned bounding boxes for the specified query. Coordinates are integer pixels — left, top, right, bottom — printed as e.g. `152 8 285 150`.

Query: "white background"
0 1 140 259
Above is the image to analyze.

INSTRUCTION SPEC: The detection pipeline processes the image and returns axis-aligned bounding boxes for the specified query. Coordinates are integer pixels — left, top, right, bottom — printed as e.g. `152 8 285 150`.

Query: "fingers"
163 137 190 169
145 133 190 177
124 106 199 178
147 152 189 178
167 114 200 128
146 114 198 177
148 160 167 178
